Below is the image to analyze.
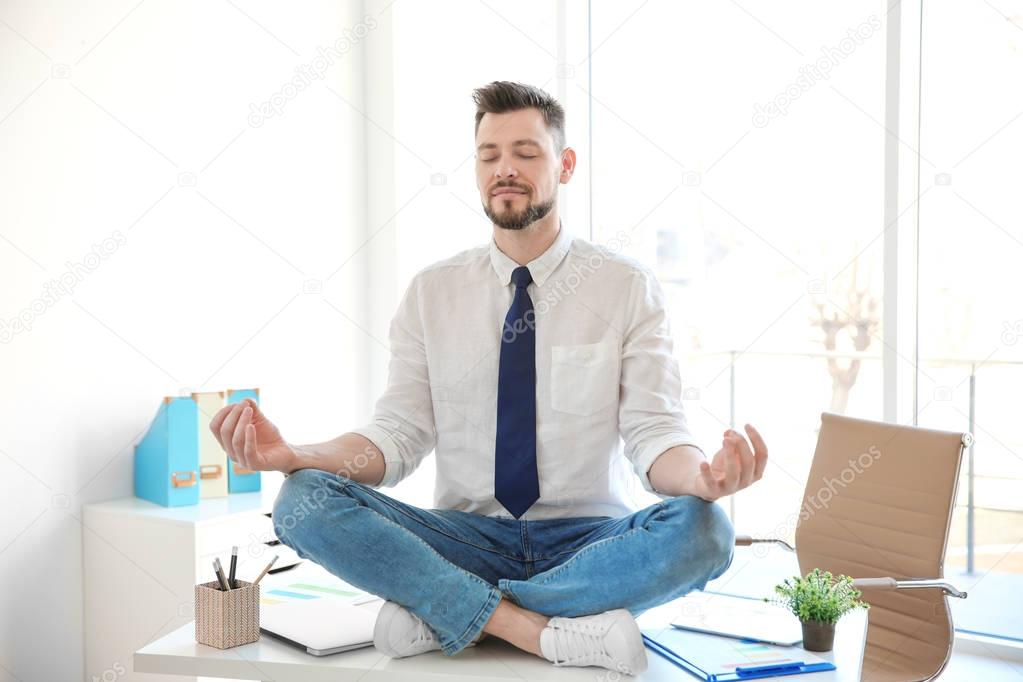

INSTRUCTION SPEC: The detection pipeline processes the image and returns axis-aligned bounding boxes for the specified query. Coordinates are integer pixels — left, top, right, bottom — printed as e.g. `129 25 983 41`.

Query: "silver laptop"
261 598 380 656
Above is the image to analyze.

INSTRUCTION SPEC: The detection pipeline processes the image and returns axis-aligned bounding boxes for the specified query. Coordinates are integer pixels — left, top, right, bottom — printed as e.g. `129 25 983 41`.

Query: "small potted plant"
772 568 868 652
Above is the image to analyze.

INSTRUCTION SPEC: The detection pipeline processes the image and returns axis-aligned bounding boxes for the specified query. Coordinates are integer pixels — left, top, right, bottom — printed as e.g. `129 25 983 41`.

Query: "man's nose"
496 163 517 179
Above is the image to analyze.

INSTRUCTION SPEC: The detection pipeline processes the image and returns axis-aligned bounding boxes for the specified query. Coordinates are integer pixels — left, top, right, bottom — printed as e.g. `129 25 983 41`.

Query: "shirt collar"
489 223 573 288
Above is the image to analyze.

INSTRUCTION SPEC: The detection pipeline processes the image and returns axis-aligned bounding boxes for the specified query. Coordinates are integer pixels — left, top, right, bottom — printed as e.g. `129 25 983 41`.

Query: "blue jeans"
273 468 735 656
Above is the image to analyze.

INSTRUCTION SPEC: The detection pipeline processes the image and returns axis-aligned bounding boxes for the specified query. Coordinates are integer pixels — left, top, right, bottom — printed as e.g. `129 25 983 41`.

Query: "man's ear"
559 147 577 184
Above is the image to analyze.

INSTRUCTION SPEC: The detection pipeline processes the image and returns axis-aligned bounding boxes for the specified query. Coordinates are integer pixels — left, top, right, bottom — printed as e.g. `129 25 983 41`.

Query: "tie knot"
511 266 533 289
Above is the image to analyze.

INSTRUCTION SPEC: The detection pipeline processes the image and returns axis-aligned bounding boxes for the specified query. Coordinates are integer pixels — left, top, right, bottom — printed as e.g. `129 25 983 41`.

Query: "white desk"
84 492 284 682
136 596 867 681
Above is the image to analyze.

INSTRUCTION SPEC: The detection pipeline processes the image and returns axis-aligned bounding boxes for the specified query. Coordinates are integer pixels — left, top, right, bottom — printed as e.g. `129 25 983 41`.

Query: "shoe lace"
411 618 436 646
551 619 607 666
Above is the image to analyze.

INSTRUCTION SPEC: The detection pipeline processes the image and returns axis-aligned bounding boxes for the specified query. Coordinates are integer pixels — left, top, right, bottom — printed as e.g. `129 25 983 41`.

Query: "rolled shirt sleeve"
618 266 705 498
349 275 437 488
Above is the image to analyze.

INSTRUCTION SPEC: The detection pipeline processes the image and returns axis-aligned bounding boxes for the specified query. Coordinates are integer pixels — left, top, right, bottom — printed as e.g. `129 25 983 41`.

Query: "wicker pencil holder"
194 580 260 649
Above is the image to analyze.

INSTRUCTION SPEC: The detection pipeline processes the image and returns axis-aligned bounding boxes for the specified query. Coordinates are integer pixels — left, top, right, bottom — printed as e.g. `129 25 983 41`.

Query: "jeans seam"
542 543 598 561
341 478 523 561
537 506 665 562
531 527 644 586
531 517 616 561
521 520 532 561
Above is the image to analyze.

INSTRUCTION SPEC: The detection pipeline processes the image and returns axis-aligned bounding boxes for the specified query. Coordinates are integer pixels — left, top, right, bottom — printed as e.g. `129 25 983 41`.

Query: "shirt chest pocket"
550 341 620 416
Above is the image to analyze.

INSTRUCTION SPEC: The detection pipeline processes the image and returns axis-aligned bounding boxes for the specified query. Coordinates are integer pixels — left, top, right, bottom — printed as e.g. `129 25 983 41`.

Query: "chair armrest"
734 534 795 552
853 577 967 599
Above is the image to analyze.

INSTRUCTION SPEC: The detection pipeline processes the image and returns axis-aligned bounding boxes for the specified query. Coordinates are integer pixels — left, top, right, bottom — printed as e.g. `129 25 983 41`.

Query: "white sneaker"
373 601 484 658
373 601 443 658
539 608 647 674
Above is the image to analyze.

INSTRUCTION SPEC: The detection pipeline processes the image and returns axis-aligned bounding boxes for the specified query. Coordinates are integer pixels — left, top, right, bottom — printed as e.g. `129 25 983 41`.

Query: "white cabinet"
83 493 279 682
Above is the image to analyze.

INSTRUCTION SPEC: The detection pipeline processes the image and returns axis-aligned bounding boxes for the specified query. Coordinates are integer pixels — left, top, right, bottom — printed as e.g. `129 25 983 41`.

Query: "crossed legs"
273 469 734 657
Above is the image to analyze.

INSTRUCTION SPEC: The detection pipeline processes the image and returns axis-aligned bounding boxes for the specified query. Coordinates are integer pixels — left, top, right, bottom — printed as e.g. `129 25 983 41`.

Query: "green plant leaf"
770 568 869 625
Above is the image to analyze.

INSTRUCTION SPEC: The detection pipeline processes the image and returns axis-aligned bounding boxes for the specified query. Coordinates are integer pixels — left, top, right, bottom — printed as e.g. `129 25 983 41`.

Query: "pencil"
213 558 231 591
252 555 279 586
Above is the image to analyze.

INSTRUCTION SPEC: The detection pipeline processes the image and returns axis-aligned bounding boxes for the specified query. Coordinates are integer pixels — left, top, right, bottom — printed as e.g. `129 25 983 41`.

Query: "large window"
917 0 1023 639
590 1 887 535
382 0 1022 641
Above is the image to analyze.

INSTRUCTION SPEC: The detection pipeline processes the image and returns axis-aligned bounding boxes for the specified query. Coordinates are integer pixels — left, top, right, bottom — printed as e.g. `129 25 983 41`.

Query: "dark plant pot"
801 619 836 652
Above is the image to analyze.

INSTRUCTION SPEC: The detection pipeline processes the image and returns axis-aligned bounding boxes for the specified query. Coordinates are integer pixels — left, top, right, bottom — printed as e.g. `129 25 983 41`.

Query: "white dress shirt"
351 225 704 519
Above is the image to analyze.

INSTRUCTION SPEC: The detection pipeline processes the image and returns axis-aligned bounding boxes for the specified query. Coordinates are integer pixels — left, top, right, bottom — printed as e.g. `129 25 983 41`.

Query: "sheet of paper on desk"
705 636 828 669
259 563 381 606
670 591 803 646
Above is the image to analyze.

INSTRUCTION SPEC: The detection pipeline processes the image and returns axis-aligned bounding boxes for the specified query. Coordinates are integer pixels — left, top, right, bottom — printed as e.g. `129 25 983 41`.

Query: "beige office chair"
736 412 971 682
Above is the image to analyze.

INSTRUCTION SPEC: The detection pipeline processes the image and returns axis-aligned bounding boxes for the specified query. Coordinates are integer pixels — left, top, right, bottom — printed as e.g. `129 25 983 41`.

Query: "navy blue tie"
495 266 540 518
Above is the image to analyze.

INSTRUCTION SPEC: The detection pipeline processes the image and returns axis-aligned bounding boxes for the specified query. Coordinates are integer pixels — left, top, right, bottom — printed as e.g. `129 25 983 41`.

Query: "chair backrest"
794 412 968 682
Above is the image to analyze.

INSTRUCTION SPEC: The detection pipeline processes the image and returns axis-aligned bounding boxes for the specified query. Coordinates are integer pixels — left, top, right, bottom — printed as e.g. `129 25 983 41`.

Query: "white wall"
0 1 396 679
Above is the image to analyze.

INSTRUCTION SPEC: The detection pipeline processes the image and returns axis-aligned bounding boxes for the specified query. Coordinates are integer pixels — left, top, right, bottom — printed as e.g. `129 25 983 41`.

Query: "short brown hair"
472 81 566 152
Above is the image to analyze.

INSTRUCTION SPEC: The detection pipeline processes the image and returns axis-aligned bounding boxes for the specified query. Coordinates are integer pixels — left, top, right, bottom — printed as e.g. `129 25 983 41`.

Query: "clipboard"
641 627 836 681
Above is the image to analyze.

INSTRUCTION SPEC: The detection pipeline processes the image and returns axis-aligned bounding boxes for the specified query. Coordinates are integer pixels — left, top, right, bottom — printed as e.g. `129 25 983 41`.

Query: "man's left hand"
691 424 768 502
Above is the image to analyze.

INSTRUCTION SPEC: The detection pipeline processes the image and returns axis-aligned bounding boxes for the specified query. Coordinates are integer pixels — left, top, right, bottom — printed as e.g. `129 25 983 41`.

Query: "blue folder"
134 396 200 507
641 628 836 681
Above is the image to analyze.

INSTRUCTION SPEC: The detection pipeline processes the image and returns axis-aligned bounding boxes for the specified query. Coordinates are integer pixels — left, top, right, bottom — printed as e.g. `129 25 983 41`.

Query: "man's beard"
483 193 555 231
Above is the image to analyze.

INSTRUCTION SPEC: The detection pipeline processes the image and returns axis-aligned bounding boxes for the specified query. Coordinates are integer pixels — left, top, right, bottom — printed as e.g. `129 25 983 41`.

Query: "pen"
251 555 279 586
213 557 231 591
735 661 805 674
228 546 238 589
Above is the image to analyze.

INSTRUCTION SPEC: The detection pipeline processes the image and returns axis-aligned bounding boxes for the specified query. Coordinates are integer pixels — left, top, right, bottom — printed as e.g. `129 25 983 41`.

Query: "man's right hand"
209 398 299 474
